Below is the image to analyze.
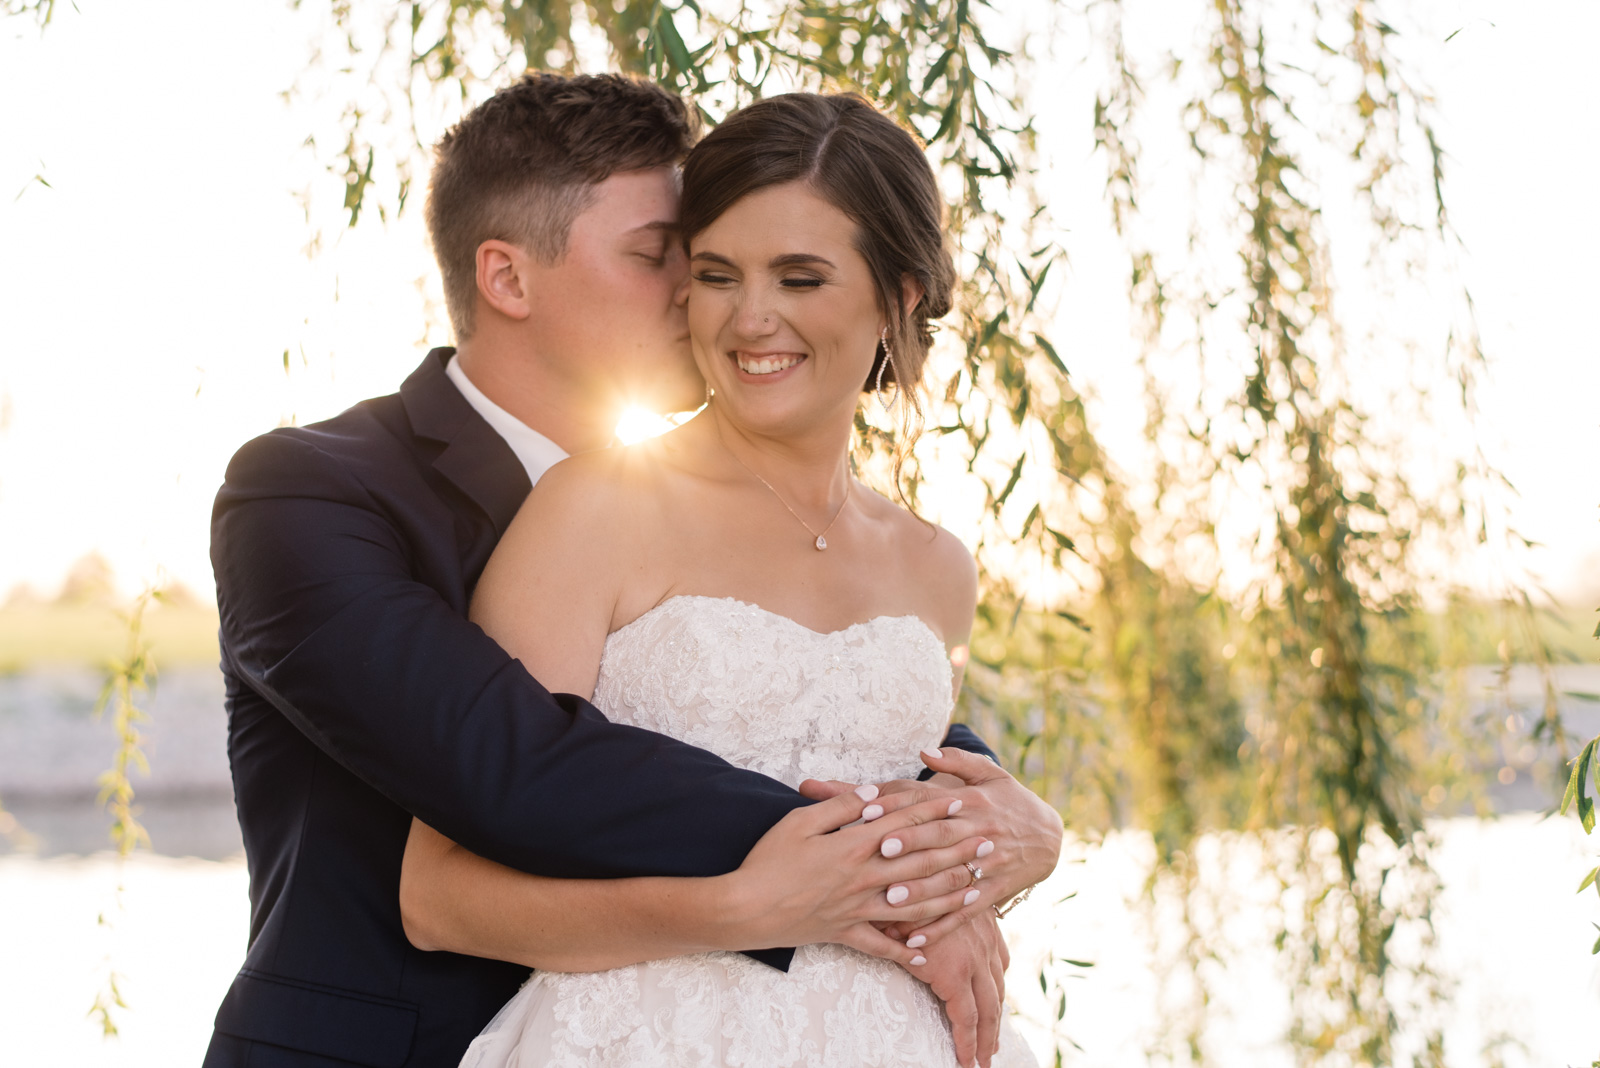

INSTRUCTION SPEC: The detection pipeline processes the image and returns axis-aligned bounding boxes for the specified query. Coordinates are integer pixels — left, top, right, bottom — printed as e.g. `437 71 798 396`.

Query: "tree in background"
5 0 1585 1061
283 1 1583 1062
284 4 1574 1061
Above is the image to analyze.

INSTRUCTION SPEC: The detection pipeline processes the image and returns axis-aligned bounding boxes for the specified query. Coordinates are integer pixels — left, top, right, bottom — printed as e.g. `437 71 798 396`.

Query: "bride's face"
684 182 882 437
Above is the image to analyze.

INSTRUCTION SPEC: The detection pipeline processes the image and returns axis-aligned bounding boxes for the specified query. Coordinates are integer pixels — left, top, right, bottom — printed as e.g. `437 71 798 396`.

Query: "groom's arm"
212 429 807 882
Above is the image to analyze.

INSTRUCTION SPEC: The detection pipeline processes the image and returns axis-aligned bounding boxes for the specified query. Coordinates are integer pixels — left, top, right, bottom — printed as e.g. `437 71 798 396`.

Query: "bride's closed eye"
693 274 824 290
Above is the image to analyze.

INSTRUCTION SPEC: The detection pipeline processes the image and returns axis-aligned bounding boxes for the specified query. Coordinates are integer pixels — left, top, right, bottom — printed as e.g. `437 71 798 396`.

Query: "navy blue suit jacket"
202 349 996 1067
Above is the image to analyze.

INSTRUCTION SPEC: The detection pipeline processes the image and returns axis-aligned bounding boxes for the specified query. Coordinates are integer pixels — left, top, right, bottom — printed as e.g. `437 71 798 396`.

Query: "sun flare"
614 405 692 446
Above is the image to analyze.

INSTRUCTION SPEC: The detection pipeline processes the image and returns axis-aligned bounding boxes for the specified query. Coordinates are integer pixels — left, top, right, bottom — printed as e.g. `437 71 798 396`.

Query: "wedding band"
964 862 983 887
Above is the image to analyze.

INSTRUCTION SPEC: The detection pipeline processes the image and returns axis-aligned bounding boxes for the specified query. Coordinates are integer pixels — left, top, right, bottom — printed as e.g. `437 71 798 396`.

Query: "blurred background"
0 0 1596 1064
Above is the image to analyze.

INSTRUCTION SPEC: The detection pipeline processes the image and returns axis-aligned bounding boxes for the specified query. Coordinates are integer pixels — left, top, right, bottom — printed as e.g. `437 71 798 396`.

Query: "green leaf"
1561 739 1595 817
1055 608 1091 632
656 12 693 74
1036 336 1070 378
1062 959 1094 968
1580 866 1599 896
1024 259 1053 314
1046 527 1078 557
922 48 954 93
930 98 959 143
995 453 1025 507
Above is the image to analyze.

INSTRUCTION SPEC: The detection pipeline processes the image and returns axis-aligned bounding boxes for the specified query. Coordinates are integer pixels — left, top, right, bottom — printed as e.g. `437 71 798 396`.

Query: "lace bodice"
460 596 1036 1068
592 596 953 787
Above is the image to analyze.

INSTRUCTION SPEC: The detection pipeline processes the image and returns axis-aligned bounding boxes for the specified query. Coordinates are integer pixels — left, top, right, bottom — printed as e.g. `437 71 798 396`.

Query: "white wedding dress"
460 595 1038 1068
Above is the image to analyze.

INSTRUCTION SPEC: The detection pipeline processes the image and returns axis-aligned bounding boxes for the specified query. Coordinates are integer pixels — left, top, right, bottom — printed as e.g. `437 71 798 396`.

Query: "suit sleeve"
929 722 999 773
917 723 999 780
212 430 808 881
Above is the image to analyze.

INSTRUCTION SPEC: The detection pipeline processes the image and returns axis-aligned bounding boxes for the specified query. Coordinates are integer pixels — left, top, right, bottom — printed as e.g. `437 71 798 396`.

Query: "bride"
398 92 1047 1068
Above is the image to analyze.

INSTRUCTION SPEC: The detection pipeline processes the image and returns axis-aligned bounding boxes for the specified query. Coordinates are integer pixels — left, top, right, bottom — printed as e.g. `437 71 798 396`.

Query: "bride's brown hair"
679 93 954 487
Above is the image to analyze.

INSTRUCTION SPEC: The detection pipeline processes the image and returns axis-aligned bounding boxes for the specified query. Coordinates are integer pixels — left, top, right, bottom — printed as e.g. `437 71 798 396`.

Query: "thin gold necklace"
714 413 851 551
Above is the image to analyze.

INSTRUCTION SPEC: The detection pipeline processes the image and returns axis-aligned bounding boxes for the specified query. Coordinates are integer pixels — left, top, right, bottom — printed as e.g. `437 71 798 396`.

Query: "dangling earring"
875 327 898 410
704 383 715 407
874 328 890 393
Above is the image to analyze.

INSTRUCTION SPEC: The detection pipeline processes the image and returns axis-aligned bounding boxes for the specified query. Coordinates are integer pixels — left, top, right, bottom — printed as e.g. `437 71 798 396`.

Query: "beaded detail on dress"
459 596 1037 1068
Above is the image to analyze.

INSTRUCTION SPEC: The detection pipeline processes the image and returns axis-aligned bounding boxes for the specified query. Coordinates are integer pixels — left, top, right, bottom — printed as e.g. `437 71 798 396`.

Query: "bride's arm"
400 820 728 969
400 788 983 972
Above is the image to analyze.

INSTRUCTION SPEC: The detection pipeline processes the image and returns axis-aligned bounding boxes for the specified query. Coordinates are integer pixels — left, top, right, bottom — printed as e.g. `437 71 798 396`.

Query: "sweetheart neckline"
607 594 944 649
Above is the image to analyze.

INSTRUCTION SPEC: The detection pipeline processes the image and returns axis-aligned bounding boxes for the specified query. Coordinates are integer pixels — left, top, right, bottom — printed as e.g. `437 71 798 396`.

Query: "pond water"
0 816 1594 1067
1 667 1596 1064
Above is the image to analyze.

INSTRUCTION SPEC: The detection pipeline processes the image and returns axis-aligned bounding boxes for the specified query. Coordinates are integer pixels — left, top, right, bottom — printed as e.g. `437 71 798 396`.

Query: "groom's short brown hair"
426 72 695 339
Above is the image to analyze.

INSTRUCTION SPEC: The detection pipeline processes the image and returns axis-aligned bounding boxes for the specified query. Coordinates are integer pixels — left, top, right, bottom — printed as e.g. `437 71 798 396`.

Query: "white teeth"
737 354 803 375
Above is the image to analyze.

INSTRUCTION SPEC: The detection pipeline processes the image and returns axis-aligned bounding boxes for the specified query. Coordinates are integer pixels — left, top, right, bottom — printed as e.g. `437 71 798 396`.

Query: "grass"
0 596 1588 673
0 601 220 672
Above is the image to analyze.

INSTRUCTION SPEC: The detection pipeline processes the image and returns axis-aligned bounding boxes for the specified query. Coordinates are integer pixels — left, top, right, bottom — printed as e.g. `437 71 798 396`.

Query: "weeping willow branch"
1075 0 1549 1061
95 588 159 859
87 584 161 1038
1560 632 1599 1068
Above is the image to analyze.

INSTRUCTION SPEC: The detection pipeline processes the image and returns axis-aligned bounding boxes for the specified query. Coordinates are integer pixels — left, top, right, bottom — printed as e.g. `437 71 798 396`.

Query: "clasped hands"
726 746 1062 1068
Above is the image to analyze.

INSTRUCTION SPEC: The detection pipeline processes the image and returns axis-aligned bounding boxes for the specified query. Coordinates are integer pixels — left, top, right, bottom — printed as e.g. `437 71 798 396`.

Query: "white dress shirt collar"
444 354 568 489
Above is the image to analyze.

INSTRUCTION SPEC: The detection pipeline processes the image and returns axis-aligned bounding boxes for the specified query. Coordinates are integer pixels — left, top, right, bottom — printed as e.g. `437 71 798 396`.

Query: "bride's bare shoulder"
521 437 676 521
482 441 679 595
861 485 978 640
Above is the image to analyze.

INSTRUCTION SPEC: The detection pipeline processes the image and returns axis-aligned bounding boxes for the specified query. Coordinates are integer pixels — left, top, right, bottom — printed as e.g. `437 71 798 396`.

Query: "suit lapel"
400 348 532 536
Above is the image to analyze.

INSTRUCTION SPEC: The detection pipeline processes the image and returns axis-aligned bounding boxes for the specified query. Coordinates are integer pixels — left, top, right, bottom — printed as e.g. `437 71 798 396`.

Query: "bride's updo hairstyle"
679 92 954 411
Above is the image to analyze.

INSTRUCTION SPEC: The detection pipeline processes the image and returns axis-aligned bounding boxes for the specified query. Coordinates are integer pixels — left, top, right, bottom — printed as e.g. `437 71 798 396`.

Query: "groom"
205 72 1059 1067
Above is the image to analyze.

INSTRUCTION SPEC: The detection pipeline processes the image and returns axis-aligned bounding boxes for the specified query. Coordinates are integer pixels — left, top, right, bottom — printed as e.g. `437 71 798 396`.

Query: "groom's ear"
475 239 535 323
899 275 925 318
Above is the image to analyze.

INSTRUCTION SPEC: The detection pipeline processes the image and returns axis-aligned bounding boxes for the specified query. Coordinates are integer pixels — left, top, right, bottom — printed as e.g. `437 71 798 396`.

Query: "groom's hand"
879 912 1008 1068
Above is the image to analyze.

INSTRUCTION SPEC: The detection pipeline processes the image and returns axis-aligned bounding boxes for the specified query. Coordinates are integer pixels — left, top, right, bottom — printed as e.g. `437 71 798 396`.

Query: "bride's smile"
733 350 805 377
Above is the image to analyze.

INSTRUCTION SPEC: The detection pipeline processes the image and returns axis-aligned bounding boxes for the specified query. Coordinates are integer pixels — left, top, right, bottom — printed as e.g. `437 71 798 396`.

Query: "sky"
0 0 1595 606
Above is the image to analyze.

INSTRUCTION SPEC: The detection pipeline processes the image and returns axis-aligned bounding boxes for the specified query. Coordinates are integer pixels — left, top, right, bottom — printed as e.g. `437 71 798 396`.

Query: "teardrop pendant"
814 535 828 551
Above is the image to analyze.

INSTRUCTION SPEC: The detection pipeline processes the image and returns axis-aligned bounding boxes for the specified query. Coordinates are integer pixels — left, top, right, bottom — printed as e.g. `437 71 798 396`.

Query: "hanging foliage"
64 0 1562 1061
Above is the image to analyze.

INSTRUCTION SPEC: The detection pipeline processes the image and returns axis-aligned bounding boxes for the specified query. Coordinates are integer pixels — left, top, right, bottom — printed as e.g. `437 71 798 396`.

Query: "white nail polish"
906 934 927 948
887 885 909 905
854 784 880 802
910 954 927 966
976 840 994 858
862 804 884 821
881 838 904 858
963 888 980 906
947 799 963 816
921 747 942 760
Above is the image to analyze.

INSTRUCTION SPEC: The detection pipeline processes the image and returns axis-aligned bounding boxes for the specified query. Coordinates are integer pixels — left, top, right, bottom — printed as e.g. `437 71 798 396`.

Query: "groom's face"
531 167 703 414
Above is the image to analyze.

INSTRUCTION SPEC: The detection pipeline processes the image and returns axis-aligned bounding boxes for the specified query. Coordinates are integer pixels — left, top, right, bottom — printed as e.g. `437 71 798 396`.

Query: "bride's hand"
721 787 992 967
852 747 1061 947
